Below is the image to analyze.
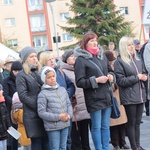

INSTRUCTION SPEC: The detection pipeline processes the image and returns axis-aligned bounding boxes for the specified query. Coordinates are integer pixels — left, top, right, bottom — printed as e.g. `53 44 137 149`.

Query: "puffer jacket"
12 109 31 146
60 62 90 121
74 46 114 113
37 84 73 131
114 56 146 105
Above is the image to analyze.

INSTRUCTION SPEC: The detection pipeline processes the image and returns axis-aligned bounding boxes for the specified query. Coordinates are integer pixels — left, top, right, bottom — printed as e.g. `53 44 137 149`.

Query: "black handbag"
88 59 120 119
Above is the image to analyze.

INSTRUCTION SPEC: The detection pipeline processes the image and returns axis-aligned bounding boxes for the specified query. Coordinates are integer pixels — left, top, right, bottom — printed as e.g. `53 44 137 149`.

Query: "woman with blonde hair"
16 46 49 150
114 37 147 150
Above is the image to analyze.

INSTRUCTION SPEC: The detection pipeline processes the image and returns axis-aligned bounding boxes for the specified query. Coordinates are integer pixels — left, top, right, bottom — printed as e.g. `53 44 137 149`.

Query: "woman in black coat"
114 36 147 150
16 46 49 150
74 31 115 150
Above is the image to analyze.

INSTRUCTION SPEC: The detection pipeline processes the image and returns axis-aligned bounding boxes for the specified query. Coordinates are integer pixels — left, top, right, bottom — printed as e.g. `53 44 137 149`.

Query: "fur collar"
74 45 104 60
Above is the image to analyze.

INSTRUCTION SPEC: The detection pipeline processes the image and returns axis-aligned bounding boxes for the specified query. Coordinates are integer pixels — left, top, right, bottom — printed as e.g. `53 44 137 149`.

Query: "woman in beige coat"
104 50 130 150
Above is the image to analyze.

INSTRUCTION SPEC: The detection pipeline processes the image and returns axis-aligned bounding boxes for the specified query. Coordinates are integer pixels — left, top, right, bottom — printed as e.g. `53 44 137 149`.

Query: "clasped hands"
96 74 113 83
59 113 70 122
137 74 147 81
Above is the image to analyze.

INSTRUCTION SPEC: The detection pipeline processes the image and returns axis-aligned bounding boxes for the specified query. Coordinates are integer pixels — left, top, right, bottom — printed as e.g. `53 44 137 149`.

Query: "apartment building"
114 0 149 44
0 0 149 54
0 0 77 55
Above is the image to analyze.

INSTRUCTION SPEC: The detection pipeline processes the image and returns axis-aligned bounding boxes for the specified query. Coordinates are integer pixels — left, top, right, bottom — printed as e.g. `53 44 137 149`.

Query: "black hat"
62 49 74 63
11 61 23 71
104 51 116 61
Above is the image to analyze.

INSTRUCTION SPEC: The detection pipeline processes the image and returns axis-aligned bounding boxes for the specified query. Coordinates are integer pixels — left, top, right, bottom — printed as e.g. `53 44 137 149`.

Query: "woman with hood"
74 31 115 150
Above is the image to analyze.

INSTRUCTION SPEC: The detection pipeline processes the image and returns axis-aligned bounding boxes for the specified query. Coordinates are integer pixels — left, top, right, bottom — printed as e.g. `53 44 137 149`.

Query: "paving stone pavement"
19 116 150 150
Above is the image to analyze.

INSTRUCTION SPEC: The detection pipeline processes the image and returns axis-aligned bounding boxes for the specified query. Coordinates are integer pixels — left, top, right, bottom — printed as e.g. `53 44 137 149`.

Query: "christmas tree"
60 0 133 48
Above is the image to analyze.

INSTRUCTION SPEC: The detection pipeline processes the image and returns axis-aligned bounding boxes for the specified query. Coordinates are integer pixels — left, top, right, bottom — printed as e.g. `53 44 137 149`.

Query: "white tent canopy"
0 43 19 61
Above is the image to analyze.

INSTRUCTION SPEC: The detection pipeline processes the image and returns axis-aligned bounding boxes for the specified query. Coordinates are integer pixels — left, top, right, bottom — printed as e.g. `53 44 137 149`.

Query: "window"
32 35 48 47
5 18 15 27
60 13 69 21
62 33 73 41
120 7 129 15
30 14 46 32
28 0 43 11
3 0 12 5
8 39 18 47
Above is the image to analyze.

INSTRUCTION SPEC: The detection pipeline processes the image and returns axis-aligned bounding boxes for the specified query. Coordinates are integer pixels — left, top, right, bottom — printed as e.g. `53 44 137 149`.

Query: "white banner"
143 0 150 24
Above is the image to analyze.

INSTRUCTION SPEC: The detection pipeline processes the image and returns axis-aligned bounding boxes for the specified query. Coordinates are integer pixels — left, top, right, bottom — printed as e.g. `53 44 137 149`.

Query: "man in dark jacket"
0 57 14 84
2 61 22 150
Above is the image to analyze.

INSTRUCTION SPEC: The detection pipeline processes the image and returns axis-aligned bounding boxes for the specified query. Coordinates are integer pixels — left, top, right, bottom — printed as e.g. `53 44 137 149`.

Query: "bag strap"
88 59 113 96
88 59 104 76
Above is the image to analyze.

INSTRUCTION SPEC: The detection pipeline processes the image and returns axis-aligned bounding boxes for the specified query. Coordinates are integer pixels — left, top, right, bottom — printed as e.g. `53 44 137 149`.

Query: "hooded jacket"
37 84 73 131
74 46 114 113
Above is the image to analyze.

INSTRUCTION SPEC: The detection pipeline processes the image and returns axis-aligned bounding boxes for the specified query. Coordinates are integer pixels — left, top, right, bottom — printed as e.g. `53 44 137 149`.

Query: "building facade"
0 0 149 55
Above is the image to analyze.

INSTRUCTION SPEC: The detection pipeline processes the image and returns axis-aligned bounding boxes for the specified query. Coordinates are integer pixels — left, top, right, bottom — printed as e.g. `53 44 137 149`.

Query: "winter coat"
143 39 150 100
2 71 17 113
114 56 147 105
0 102 11 141
16 69 46 138
37 84 73 131
12 109 31 146
74 46 114 113
60 62 90 121
54 68 75 99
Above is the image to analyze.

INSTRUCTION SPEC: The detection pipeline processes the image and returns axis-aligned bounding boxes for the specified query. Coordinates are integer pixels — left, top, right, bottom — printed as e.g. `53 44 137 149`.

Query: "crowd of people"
0 29 150 150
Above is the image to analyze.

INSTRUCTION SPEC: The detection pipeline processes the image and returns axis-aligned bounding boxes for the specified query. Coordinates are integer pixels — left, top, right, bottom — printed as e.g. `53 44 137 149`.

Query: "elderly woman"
16 46 49 150
74 31 115 150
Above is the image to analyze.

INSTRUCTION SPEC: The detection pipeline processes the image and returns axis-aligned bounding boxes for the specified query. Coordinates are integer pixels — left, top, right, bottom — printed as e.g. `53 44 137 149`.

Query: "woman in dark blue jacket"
114 36 147 150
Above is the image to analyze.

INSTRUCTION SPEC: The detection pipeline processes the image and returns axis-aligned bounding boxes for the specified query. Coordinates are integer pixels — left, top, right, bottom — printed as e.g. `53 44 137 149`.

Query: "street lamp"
45 0 60 60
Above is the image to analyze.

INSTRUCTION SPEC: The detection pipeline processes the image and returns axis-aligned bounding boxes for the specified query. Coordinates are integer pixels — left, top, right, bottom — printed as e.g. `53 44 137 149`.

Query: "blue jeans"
0 140 6 150
48 127 69 150
31 135 49 150
90 107 111 150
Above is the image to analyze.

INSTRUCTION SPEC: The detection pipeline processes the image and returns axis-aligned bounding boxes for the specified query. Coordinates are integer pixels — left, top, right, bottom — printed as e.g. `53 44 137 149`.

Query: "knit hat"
41 66 56 83
62 49 74 63
4 57 14 65
104 51 116 61
12 92 21 104
19 46 37 63
11 61 23 71
134 39 140 46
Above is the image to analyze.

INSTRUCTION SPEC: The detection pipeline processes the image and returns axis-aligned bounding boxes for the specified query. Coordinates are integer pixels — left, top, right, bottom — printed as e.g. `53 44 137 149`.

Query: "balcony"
28 4 44 11
31 25 46 32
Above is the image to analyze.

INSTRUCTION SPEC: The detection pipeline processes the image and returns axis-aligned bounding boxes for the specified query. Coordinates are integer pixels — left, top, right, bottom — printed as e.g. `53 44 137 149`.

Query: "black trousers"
7 123 18 150
71 119 91 150
110 123 126 147
124 103 143 150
